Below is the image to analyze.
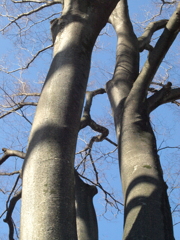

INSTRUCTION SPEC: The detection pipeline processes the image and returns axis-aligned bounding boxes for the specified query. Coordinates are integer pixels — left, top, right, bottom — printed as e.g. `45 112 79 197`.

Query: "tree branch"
79 174 123 209
11 0 62 3
106 0 139 137
0 148 25 165
6 45 53 73
161 0 177 4
1 3 59 32
138 19 168 52
74 170 98 240
0 171 20 176
3 190 22 240
79 88 110 150
128 3 180 109
14 93 40 97
80 88 106 129
88 120 109 147
105 137 117 147
147 82 172 112
148 84 180 112
0 102 38 119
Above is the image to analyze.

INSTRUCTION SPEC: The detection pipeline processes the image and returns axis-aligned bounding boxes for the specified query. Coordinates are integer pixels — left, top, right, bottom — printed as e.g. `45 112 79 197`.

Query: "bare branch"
89 151 99 184
138 1 174 24
79 174 123 209
79 88 110 150
130 3 180 107
105 137 117 147
79 88 110 153
148 83 180 112
1 3 60 32
0 148 25 165
11 0 62 3
80 88 106 129
158 145 180 151
171 100 180 106
161 0 177 4
0 102 38 119
14 93 40 97
4 44 53 73
173 220 180 226
147 82 172 112
3 190 22 240
0 171 20 176
88 120 109 147
138 19 168 52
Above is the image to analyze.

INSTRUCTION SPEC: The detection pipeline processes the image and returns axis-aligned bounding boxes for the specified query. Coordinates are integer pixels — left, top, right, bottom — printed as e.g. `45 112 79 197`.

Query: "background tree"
0 0 180 240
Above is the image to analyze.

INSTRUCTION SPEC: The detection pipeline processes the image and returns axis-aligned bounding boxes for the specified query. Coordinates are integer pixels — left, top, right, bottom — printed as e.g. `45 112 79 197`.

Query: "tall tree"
0 0 180 239
107 1 179 239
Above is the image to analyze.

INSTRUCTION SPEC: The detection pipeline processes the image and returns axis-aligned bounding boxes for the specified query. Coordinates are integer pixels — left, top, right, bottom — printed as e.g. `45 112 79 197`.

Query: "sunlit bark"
106 1 180 239
20 0 119 239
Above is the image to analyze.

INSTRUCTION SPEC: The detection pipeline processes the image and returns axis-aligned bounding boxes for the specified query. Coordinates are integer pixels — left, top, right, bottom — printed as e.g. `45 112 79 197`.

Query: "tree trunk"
75 170 98 240
120 99 174 240
20 0 119 239
107 1 175 239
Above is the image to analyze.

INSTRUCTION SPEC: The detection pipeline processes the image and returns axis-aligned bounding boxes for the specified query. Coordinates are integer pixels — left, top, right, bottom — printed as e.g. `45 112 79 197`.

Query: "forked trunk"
107 1 175 239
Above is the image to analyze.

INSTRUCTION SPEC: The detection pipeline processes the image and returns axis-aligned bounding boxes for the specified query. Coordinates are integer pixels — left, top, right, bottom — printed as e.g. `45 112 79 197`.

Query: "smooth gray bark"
107 0 139 137
75 170 98 240
19 0 180 239
20 0 119 239
106 1 180 239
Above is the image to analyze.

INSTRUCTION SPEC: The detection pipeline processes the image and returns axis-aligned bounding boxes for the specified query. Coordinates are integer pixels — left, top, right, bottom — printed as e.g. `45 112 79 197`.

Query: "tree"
0 0 180 239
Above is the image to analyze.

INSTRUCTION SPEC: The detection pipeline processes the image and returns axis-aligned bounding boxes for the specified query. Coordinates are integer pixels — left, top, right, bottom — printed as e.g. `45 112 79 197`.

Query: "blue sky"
0 1 180 239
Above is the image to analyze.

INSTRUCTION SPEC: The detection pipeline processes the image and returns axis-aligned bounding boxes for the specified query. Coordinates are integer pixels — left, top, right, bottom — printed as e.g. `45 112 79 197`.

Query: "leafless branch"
5 174 20 211
88 120 109 147
79 173 123 210
137 2 168 24
0 102 38 119
0 148 25 165
161 0 177 4
147 83 180 112
0 149 23 239
18 12 59 36
3 45 53 74
0 171 20 176
158 145 180 151
151 81 165 87
1 3 60 32
133 3 180 105
105 137 117 147
11 0 62 3
147 82 172 112
0 189 6 194
3 189 22 240
14 93 40 97
171 100 180 106
89 152 99 183
138 19 168 52
79 88 110 150
173 220 180 226
1 174 21 240
80 88 106 129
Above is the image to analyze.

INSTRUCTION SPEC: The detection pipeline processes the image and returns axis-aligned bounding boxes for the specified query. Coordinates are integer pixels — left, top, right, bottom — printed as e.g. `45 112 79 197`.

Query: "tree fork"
106 0 177 239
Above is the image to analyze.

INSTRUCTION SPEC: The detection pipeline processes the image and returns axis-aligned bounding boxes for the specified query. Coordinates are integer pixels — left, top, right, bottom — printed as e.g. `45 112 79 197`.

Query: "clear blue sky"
0 1 180 240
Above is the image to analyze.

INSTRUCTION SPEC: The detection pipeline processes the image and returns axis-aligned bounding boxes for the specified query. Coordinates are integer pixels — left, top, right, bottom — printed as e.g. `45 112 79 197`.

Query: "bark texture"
106 1 179 239
19 0 180 239
20 0 119 239
75 170 98 240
